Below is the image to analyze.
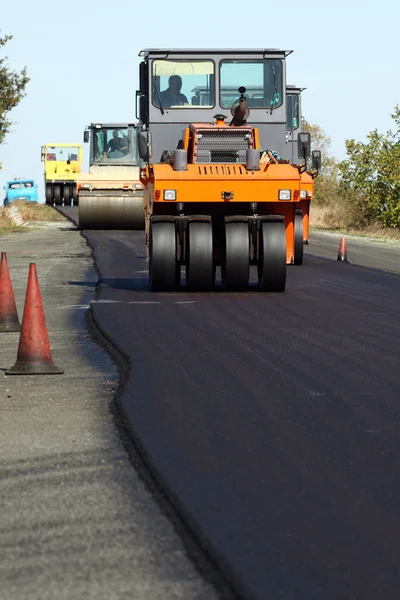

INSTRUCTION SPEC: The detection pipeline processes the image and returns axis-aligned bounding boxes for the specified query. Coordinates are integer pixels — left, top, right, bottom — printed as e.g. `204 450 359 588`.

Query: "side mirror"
297 132 311 169
312 150 322 172
138 130 152 161
83 130 89 143
297 132 311 159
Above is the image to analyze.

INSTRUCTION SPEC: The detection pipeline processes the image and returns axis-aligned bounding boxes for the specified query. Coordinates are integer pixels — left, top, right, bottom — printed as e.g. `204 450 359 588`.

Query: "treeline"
304 106 400 230
0 33 29 152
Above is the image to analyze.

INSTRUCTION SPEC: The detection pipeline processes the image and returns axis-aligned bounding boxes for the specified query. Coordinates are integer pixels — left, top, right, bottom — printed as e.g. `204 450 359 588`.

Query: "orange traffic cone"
337 236 349 262
0 251 21 332
6 263 63 375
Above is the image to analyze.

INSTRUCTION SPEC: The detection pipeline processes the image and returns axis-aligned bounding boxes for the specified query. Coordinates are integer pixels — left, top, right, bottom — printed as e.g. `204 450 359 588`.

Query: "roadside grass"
310 201 400 244
11 201 66 222
0 207 22 236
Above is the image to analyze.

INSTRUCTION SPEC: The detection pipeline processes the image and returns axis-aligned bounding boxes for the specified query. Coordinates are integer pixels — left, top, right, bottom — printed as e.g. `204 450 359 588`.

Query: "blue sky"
1 0 398 202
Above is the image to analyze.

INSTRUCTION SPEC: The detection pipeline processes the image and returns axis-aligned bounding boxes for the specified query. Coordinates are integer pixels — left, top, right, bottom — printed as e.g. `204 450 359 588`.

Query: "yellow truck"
41 143 83 206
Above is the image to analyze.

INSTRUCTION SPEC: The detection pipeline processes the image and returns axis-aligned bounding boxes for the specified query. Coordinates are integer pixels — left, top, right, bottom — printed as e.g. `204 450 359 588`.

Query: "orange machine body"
142 124 303 264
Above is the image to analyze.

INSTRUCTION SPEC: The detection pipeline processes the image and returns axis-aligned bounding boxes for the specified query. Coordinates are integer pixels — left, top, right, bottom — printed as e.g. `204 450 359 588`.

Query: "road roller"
77 123 144 230
41 143 82 206
136 48 320 292
286 85 321 251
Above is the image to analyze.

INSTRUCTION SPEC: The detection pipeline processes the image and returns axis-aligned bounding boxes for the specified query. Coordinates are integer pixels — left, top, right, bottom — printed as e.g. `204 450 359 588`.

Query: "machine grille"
194 128 252 164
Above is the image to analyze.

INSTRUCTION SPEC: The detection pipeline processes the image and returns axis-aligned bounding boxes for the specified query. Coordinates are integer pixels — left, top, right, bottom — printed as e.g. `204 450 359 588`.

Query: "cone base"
5 360 64 375
0 321 21 332
337 255 349 262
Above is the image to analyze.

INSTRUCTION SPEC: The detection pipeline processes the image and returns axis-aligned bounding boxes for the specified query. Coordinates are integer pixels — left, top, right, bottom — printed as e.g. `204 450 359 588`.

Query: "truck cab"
4 178 39 206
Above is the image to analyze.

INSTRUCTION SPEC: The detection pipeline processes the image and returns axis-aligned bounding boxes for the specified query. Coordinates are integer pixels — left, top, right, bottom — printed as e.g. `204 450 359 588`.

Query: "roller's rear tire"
222 221 249 291
186 221 214 292
149 221 178 292
258 220 286 292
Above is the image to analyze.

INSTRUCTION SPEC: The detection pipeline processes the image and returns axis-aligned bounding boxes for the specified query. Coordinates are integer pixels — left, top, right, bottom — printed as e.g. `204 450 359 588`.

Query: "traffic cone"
337 236 349 262
0 251 21 332
6 263 63 375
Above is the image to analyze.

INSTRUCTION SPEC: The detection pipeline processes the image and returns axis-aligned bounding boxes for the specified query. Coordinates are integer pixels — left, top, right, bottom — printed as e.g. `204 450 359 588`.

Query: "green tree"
340 106 400 228
0 33 29 147
302 120 340 206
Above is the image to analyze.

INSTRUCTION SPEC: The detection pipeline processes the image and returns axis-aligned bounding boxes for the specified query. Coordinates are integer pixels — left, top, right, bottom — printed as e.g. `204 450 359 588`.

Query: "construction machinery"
136 48 321 292
41 143 82 206
286 86 321 246
286 85 305 164
77 123 144 230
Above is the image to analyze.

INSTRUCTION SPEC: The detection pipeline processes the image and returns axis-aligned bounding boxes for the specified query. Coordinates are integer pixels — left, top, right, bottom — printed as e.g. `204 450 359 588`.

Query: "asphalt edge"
55 206 249 599
76 236 241 598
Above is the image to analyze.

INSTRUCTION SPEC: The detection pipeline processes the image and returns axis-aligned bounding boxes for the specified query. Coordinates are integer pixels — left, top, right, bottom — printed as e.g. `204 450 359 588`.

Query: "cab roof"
139 48 293 58
287 85 306 92
89 123 137 128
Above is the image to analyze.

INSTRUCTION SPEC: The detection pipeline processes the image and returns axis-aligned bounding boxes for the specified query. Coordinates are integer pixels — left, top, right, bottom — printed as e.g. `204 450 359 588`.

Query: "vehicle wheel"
222 221 249 290
186 221 213 291
149 220 178 292
294 209 304 265
54 185 62 206
63 185 72 206
72 185 78 206
45 184 53 206
258 219 286 292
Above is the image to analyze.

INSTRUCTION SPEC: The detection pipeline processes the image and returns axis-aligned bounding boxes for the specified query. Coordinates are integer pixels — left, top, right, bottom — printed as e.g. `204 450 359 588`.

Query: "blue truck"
3 178 39 206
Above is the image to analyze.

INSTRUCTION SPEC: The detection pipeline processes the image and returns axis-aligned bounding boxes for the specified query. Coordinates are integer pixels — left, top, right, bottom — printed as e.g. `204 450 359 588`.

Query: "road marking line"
127 301 161 304
174 301 199 304
90 299 121 304
54 304 90 310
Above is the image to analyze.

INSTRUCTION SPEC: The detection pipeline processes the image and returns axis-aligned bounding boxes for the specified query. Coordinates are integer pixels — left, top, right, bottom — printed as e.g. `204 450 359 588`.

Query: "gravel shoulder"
0 219 220 600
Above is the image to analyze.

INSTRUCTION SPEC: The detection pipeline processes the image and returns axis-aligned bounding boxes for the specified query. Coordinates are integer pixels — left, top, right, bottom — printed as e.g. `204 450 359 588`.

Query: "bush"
340 106 400 228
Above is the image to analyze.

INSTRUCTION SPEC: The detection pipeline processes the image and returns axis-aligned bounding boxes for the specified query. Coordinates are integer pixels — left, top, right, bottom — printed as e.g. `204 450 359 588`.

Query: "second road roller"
77 123 144 229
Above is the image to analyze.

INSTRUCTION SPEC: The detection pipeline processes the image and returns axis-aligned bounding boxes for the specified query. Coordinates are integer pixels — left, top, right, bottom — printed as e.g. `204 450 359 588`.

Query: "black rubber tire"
149 221 178 292
45 184 53 206
54 185 62 206
222 221 249 290
72 185 79 206
186 221 214 292
294 209 304 265
63 185 72 206
258 219 286 292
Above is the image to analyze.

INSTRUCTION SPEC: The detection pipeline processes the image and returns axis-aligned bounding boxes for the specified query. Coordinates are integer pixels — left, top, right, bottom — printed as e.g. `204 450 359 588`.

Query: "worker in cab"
156 75 189 108
103 130 129 156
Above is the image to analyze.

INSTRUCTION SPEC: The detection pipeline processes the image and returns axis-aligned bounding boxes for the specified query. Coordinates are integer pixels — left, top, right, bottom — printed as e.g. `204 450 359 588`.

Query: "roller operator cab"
136 49 321 292
77 123 144 230
41 143 82 206
286 85 322 247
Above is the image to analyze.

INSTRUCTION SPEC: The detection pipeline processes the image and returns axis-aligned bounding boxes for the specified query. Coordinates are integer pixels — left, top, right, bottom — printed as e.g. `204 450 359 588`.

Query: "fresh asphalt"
61 206 400 599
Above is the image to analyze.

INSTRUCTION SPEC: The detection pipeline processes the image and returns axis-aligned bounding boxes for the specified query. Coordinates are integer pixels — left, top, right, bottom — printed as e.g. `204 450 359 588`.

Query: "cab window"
220 60 283 109
152 60 215 109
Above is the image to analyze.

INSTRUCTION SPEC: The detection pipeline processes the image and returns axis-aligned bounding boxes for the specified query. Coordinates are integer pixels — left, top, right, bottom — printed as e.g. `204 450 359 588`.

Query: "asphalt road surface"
61 207 400 599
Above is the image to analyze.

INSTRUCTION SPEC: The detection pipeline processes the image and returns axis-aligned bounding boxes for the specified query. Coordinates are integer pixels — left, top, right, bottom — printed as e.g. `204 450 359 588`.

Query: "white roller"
78 193 144 230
